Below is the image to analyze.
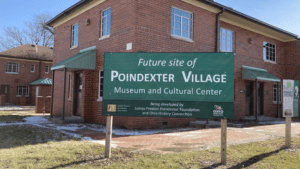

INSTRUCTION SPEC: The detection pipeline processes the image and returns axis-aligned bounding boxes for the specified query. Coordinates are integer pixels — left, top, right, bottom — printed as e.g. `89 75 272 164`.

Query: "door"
74 73 82 116
245 82 254 116
257 83 264 115
36 87 39 97
0 85 9 103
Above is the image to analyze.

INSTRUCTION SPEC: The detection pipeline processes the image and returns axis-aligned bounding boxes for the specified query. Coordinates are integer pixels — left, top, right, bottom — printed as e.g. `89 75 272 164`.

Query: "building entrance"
74 73 82 116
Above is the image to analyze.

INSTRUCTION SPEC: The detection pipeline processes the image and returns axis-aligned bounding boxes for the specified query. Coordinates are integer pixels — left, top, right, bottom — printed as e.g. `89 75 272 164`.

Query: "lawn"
0 123 300 168
0 107 36 123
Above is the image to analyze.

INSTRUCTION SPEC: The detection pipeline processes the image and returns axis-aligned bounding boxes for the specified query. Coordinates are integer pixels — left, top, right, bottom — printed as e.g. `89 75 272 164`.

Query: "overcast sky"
0 0 299 36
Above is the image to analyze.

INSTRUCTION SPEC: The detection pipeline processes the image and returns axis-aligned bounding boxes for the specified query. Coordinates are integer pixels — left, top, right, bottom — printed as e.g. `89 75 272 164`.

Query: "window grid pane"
273 84 282 103
102 9 111 37
72 24 79 47
264 42 276 62
6 62 18 73
17 86 28 96
171 7 192 40
220 28 234 52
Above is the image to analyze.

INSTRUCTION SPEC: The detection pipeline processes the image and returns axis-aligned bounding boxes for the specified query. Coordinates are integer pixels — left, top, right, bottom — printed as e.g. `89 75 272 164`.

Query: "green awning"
242 65 280 82
30 78 52 85
51 46 96 71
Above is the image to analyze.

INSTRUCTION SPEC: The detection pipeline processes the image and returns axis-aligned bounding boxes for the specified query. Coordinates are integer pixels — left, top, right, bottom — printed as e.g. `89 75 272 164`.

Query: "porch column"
277 82 279 118
50 70 55 118
62 68 67 120
255 79 258 121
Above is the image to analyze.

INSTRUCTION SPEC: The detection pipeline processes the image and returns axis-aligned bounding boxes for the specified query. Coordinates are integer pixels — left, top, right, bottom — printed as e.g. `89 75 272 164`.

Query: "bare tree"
0 12 54 52
0 27 28 51
24 12 54 47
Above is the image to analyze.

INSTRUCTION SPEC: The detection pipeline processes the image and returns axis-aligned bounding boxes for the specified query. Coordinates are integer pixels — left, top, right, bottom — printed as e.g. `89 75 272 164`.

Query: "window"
71 23 79 47
45 66 49 74
98 70 104 100
263 42 276 62
273 84 282 103
30 64 35 72
101 8 111 37
68 75 72 99
5 62 19 73
220 28 234 52
171 7 193 40
17 86 29 96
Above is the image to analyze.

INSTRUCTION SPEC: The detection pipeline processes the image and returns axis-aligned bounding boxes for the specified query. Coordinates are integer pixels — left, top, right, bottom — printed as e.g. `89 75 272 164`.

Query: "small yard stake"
105 116 113 158
285 117 291 148
221 119 227 165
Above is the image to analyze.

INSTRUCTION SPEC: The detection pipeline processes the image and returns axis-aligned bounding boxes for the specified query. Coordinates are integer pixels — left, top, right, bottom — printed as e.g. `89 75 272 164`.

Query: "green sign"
103 53 234 119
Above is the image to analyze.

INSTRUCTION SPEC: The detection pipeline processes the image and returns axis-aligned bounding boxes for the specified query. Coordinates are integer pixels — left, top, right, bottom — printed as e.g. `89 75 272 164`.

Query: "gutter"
199 0 299 39
46 0 91 26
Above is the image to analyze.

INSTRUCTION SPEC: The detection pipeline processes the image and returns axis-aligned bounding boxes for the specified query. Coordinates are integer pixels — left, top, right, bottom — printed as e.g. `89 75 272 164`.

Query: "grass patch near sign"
0 111 31 123
0 123 300 168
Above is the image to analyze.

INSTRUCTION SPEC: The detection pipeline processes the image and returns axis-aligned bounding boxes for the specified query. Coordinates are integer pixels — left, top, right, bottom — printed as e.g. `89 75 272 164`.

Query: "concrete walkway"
1 114 299 154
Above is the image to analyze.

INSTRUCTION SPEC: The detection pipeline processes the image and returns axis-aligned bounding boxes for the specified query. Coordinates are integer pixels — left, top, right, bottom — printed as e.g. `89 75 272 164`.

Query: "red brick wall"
0 58 52 105
52 0 300 128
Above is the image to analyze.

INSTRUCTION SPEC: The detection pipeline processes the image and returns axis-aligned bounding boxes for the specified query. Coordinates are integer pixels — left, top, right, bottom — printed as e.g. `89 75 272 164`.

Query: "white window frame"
220 27 235 52
98 70 104 101
263 41 276 63
171 7 193 41
45 66 49 74
273 84 282 104
17 86 29 97
5 62 19 74
68 75 72 99
100 8 111 39
30 64 35 73
71 23 79 48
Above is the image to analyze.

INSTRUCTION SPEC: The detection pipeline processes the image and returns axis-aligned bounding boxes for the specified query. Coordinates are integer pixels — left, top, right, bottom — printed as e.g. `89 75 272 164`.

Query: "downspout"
207 8 225 124
216 8 225 52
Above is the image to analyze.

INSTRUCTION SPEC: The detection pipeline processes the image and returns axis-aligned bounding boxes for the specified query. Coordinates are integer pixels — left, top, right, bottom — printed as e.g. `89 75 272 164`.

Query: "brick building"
0 44 53 106
46 0 300 129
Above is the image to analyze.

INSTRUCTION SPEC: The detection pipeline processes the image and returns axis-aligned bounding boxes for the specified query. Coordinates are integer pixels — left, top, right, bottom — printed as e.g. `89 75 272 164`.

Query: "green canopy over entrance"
51 46 96 71
242 65 280 82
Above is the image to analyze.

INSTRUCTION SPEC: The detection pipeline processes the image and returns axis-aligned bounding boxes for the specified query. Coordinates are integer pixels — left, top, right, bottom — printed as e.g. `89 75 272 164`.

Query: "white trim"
99 35 110 41
16 86 29 97
171 6 193 41
68 74 72 99
273 83 282 104
171 35 194 42
263 41 276 63
71 23 79 48
30 64 35 73
220 27 235 52
45 65 49 74
100 7 111 38
5 62 19 74
98 70 104 101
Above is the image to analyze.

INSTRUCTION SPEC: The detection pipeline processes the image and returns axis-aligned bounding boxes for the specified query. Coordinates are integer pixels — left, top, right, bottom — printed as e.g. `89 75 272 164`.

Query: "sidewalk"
1 115 299 154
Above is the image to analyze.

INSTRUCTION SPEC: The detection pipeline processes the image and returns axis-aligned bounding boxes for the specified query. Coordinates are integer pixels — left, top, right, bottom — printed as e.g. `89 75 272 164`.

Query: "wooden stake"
285 117 291 148
221 119 227 165
105 116 113 158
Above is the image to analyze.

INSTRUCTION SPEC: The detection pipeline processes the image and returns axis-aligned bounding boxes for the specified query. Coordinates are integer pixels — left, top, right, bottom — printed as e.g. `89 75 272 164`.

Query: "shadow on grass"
0 115 29 123
202 148 285 169
0 125 80 149
49 158 104 169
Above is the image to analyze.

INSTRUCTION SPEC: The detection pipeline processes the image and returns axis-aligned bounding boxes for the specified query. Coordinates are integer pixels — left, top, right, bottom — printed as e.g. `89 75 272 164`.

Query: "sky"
0 0 299 36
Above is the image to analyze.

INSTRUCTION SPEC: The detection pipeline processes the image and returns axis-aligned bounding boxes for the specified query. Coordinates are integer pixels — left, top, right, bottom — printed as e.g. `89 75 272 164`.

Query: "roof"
46 0 90 26
51 46 96 71
47 0 299 41
0 44 53 61
242 65 281 82
199 0 299 39
30 78 52 85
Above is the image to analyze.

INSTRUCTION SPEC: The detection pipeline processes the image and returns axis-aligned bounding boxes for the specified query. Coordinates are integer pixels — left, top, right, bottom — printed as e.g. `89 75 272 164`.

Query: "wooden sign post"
285 117 291 148
221 119 227 165
105 116 113 158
